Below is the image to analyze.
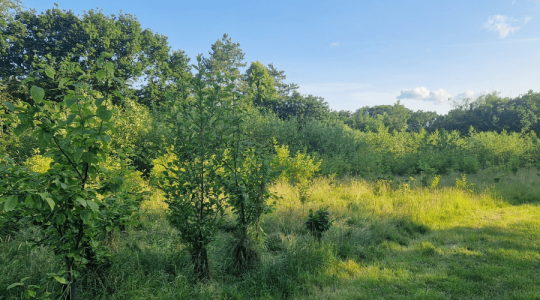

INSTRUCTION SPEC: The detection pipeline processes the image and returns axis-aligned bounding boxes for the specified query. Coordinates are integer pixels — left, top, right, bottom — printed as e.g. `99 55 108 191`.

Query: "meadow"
2 167 539 299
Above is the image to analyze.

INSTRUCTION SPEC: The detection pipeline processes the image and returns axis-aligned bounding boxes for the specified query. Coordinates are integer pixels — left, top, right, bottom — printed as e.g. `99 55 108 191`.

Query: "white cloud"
330 42 340 47
525 16 532 24
484 15 520 38
454 90 475 101
396 87 452 104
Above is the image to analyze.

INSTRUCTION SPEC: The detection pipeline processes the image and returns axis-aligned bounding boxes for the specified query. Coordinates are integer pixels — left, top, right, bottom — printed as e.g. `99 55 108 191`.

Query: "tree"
266 63 299 97
244 61 279 111
136 49 192 106
221 106 277 274
407 110 439 132
350 102 411 132
0 55 143 299
203 33 246 86
275 91 331 123
156 56 234 281
0 5 171 104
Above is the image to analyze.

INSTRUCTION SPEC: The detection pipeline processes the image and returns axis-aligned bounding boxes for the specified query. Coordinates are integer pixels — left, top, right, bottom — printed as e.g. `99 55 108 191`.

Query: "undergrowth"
1 168 540 299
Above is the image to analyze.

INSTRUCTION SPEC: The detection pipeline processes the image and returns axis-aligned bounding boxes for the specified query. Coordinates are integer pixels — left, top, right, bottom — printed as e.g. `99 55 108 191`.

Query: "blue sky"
20 0 540 114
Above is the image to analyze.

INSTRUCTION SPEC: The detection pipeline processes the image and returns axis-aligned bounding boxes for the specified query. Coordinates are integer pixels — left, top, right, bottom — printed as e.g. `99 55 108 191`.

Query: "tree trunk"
191 242 210 282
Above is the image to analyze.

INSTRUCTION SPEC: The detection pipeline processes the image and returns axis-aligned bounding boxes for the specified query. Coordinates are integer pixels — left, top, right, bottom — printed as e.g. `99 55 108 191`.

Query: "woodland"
1 2 540 299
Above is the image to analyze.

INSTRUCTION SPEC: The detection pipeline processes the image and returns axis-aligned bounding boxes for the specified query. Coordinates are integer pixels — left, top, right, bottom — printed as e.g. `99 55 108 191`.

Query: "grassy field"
2 168 540 299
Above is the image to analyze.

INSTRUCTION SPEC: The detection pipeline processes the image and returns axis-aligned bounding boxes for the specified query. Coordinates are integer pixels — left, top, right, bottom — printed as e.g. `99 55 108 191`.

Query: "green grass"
2 168 540 299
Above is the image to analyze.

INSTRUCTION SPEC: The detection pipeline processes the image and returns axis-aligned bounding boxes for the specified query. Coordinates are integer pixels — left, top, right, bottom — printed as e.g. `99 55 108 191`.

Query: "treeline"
2 2 540 181
3 3 540 137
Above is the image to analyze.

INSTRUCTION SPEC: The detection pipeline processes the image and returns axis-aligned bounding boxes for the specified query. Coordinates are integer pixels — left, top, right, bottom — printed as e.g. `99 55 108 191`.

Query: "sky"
19 0 540 114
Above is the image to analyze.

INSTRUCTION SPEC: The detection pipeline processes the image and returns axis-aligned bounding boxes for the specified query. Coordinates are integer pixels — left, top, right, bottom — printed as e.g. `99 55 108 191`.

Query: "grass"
1 168 540 299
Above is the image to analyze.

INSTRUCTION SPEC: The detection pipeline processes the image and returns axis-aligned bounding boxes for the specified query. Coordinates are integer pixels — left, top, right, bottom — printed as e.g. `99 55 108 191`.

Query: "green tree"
156 56 234 281
275 91 331 123
203 33 246 86
0 5 171 104
0 55 143 299
244 61 279 111
266 63 299 97
221 109 277 273
407 110 439 132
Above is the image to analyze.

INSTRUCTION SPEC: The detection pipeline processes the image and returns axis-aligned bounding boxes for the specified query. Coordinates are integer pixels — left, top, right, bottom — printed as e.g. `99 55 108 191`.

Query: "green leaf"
58 78 70 88
30 86 45 103
7 282 24 290
3 101 15 111
112 90 125 100
97 57 104 67
4 195 18 212
97 110 113 122
82 152 95 163
80 209 92 223
97 135 111 144
13 124 28 136
45 68 55 79
38 193 55 211
86 200 99 211
74 148 84 163
16 113 28 123
95 97 106 107
75 197 87 208
65 98 78 108
42 131 53 142
96 70 107 81
45 197 55 211
54 276 68 284
105 62 115 73
112 77 124 85
55 213 66 225
66 114 77 124
25 195 34 207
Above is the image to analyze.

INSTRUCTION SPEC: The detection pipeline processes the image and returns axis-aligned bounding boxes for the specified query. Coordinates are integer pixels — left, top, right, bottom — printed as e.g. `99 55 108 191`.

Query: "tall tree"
203 33 246 86
407 110 439 132
266 63 299 97
136 49 191 106
275 91 331 123
244 61 278 111
351 101 411 132
0 5 171 104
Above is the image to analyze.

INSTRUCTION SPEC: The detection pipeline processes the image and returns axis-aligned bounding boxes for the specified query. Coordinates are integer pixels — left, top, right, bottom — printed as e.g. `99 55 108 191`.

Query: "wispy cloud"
396 87 451 105
330 42 340 47
484 15 520 38
447 37 540 47
525 16 532 24
453 90 497 101
453 90 475 101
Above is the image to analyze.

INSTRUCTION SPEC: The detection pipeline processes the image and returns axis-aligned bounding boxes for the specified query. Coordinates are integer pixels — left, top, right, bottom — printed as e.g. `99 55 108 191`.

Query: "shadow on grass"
305 224 540 300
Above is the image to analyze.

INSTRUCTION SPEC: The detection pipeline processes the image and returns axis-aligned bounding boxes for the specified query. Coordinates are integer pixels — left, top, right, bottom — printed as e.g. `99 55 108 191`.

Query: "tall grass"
2 169 540 299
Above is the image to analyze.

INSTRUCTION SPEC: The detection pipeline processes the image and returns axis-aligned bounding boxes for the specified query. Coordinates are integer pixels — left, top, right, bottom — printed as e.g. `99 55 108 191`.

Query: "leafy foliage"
305 207 333 242
0 54 143 299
